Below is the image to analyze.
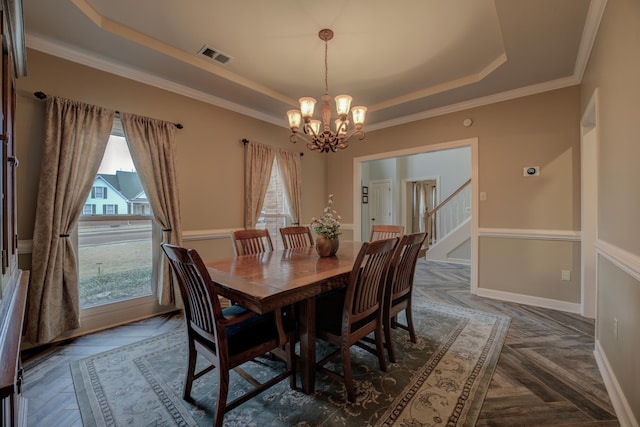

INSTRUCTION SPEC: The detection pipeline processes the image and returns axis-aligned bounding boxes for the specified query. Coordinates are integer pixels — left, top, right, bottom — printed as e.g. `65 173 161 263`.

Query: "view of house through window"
77 131 154 308
258 158 291 250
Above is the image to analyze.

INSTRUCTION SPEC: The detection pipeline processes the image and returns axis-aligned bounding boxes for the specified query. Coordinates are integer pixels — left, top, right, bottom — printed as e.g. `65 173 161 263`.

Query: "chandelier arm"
290 132 314 145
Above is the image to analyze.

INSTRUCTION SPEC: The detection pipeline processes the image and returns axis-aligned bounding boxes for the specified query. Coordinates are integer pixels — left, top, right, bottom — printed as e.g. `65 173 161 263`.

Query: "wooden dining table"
205 240 363 394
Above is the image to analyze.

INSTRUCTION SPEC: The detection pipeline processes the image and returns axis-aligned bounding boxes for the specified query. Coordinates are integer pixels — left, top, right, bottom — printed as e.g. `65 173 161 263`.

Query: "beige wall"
16 50 327 264
326 87 582 303
479 238 580 302
580 0 640 421
14 3 640 420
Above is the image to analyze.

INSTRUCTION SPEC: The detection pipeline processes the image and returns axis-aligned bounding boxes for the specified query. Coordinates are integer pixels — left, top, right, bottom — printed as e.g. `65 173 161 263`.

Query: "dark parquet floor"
21 259 619 426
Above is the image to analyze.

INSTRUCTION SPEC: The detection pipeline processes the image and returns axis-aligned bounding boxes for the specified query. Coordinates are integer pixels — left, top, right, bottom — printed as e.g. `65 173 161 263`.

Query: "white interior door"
369 180 393 231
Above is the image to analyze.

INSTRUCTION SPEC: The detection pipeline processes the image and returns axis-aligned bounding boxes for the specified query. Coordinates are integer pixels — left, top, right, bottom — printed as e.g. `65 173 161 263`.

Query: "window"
103 204 118 215
258 158 291 249
93 186 107 199
83 204 96 215
77 123 157 311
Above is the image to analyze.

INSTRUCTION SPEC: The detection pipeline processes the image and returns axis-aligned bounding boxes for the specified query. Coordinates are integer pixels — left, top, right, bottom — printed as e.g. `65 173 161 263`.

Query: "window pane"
79 133 153 308
258 159 290 249
78 218 153 308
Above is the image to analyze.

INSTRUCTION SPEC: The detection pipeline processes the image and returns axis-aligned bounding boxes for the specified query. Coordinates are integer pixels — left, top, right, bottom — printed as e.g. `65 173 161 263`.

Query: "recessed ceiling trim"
369 53 507 113
70 0 296 106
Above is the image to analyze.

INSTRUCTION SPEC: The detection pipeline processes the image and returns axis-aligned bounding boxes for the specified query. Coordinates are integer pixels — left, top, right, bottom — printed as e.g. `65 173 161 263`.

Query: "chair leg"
213 367 230 427
405 305 417 343
383 312 396 363
374 324 388 372
183 344 197 401
341 346 356 403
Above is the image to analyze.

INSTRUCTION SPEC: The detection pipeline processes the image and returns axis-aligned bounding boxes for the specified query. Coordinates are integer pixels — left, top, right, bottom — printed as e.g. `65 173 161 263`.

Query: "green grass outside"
78 240 153 308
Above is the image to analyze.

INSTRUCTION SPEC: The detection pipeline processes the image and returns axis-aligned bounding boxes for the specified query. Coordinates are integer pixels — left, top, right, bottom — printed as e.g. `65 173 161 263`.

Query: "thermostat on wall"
523 166 540 176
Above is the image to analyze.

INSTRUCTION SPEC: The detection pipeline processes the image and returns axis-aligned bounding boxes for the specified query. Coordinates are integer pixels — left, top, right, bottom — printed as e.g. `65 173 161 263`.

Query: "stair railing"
424 178 471 247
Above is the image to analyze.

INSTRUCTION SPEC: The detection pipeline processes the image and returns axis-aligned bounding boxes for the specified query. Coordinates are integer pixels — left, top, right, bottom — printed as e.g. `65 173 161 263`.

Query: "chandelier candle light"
287 29 367 153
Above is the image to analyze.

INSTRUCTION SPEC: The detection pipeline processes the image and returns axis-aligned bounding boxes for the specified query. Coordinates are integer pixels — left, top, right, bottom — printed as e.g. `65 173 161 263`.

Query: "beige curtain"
120 112 182 306
244 141 275 228
276 149 302 225
25 97 115 345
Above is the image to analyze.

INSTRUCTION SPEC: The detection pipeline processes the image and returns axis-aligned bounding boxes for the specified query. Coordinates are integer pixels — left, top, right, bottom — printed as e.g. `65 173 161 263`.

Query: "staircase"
422 179 471 262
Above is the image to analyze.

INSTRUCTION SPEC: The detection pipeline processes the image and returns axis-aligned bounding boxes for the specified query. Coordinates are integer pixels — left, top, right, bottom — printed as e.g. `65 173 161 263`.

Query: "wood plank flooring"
21 259 619 426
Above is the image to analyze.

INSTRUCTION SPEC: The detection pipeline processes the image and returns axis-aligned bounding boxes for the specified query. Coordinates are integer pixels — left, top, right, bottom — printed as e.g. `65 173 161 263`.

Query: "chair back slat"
389 232 427 298
280 226 314 249
232 229 274 255
369 225 404 242
347 238 398 325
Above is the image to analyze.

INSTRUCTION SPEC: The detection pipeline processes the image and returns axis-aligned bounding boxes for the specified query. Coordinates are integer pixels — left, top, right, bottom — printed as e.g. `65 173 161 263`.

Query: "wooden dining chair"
369 224 404 241
232 229 274 255
280 226 314 249
383 231 428 363
161 243 296 427
315 237 398 402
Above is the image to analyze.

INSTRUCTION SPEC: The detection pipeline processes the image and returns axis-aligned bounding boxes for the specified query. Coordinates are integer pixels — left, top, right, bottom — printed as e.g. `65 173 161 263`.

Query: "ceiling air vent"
198 45 232 64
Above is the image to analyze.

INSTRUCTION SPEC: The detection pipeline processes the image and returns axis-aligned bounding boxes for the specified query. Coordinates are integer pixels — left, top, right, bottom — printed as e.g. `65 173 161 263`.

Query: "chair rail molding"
596 239 640 283
478 228 581 241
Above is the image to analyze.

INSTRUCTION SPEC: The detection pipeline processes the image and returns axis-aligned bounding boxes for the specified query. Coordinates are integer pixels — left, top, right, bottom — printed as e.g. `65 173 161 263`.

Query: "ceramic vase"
316 234 339 257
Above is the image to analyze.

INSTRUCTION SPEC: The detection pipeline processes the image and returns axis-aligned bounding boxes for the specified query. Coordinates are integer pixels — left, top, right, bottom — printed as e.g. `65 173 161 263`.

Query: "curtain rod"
33 91 184 129
241 138 303 156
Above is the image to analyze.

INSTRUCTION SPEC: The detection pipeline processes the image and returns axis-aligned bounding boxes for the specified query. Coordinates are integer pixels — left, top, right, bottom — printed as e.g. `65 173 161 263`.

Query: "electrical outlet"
613 318 618 339
561 270 571 281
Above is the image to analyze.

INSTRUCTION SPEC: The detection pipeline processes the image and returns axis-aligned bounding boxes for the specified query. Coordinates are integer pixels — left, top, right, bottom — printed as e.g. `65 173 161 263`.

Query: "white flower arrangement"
310 194 342 240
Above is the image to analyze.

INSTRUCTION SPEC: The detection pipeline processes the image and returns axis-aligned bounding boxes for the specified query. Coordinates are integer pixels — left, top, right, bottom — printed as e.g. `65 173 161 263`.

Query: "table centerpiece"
311 194 341 257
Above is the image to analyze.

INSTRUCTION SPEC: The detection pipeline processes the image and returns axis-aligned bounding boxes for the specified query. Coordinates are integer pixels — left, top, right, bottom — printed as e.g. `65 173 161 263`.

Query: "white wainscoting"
595 340 639 427
594 239 640 427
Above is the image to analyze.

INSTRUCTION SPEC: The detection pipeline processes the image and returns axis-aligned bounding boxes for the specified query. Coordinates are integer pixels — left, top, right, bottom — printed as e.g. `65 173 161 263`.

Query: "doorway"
353 137 479 292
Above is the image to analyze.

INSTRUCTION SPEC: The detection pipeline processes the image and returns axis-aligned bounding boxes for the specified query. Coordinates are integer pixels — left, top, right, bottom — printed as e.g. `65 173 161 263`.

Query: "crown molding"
574 0 608 82
366 75 581 132
26 34 285 127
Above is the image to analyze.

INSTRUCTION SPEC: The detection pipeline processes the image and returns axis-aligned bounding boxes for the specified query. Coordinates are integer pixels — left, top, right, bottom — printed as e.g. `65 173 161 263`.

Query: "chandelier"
287 29 367 153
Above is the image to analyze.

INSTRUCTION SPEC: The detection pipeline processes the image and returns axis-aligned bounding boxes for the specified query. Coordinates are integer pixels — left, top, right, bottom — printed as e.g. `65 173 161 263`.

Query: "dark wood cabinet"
0 0 26 425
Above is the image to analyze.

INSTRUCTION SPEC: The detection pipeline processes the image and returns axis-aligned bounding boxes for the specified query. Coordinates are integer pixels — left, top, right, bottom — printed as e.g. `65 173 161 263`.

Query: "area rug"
71 298 509 426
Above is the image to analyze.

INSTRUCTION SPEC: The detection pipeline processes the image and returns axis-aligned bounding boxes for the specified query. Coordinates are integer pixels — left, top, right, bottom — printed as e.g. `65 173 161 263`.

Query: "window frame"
70 119 172 335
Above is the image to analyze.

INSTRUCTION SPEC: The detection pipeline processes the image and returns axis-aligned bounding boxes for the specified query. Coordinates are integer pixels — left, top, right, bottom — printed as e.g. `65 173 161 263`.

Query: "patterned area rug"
71 298 509 426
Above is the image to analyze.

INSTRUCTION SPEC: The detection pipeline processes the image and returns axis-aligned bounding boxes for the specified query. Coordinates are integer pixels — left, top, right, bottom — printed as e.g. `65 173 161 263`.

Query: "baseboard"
442 257 471 265
474 287 581 314
594 340 639 427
